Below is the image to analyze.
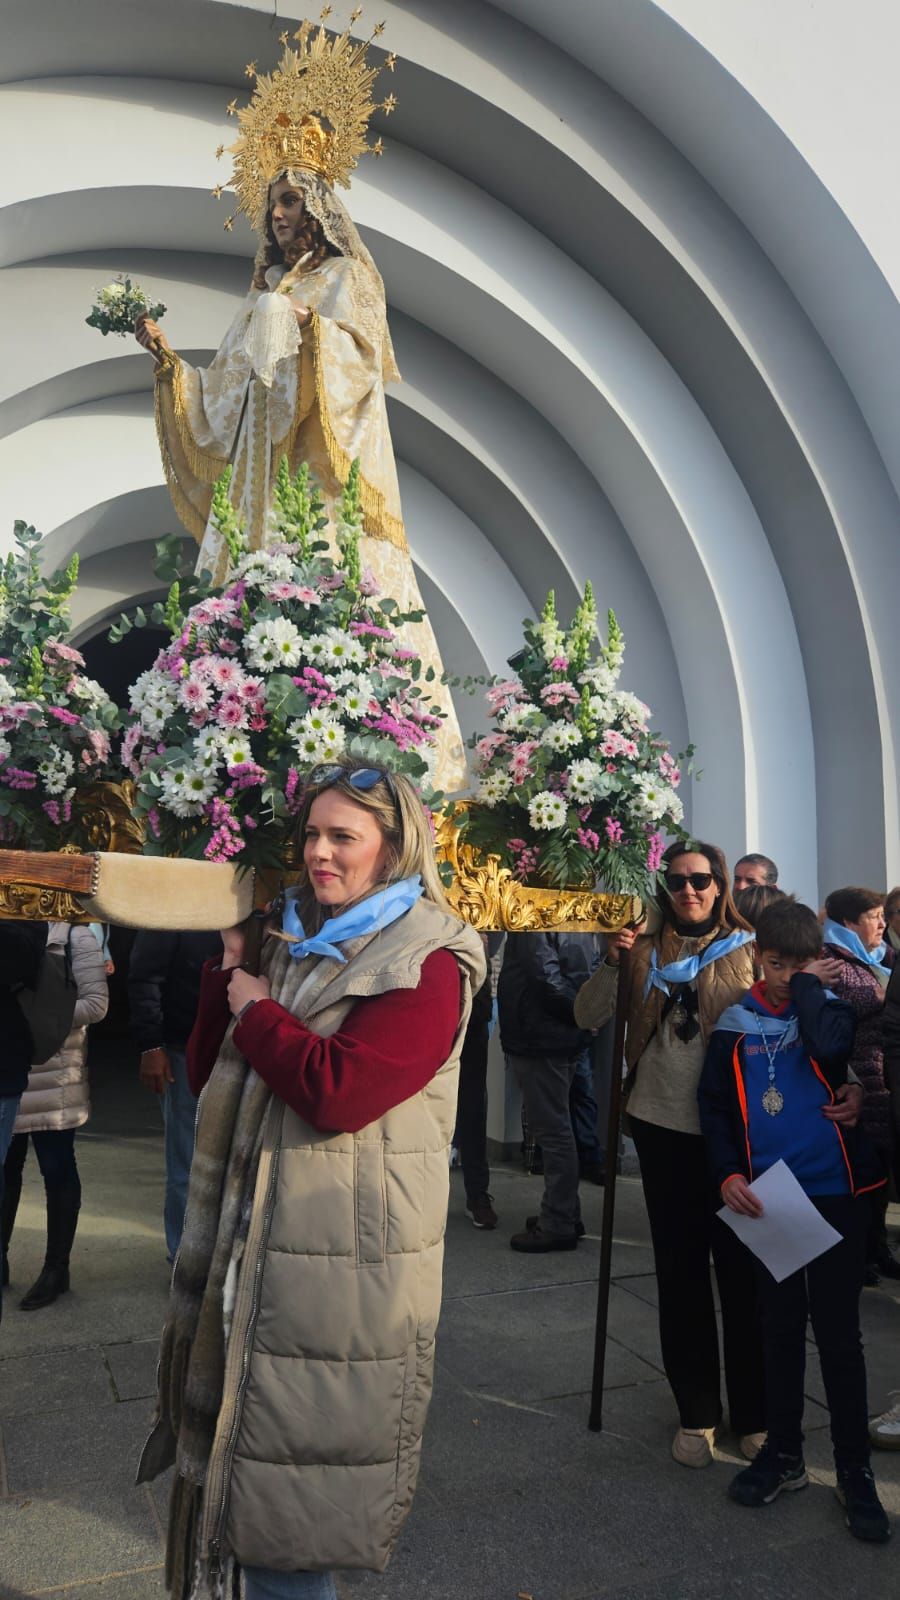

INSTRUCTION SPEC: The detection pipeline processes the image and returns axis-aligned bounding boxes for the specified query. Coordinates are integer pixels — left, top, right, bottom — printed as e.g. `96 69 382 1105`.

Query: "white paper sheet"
717 1159 843 1282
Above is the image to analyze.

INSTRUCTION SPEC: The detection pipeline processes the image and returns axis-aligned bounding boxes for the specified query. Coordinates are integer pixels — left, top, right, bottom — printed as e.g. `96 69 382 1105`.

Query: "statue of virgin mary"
136 17 466 790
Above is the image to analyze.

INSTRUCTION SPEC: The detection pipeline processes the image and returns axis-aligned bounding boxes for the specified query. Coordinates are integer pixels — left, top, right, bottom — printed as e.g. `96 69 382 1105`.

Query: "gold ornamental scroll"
435 814 642 935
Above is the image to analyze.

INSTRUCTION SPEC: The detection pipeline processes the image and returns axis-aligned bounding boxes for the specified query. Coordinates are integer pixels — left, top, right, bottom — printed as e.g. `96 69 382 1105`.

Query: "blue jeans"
161 1047 197 1261
0 1094 22 1317
242 1567 337 1599
569 1046 604 1164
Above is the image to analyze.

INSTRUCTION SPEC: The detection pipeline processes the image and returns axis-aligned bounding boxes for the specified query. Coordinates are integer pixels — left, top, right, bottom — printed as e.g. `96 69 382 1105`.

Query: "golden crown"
215 7 397 232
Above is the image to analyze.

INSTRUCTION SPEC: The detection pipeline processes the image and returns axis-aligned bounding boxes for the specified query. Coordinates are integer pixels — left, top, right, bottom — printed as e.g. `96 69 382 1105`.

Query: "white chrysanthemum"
0 735 10 763
223 734 254 767
585 694 611 724
540 722 582 754
70 675 112 712
159 764 213 819
631 773 670 821
342 677 376 718
609 690 650 730
566 758 604 800
476 771 513 806
0 674 15 705
580 661 618 696
236 551 296 586
320 628 366 669
663 788 684 824
288 709 346 763
38 749 75 795
528 790 567 830
302 635 330 666
246 617 304 672
498 701 541 733
193 729 227 771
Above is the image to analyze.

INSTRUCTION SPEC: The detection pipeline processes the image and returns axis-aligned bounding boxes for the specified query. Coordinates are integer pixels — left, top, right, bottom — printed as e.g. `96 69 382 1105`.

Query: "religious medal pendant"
762 1085 784 1116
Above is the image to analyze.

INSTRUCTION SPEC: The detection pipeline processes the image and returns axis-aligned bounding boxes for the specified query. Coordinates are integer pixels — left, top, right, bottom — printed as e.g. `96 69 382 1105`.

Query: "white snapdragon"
528 790 567 830
246 617 304 672
476 771 513 806
540 722 582 754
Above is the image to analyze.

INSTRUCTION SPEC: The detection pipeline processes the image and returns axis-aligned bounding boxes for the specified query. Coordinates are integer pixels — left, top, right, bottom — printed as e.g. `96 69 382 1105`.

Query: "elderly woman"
575 841 765 1468
137 763 485 1600
823 887 899 1283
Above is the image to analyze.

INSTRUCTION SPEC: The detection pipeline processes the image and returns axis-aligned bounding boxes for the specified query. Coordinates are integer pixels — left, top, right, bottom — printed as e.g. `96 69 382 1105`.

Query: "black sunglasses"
665 872 715 892
307 763 397 801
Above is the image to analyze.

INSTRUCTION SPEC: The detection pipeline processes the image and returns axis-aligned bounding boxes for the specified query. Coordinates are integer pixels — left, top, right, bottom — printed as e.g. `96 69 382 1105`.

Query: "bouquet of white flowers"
450 584 690 897
85 276 166 337
118 458 445 867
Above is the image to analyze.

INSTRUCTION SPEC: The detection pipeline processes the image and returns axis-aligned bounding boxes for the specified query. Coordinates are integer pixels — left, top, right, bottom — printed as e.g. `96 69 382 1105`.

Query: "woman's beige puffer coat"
13 922 109 1133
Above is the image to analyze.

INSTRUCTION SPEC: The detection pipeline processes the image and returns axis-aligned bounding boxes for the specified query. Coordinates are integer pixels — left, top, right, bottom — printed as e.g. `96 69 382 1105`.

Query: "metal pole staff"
588 948 631 1431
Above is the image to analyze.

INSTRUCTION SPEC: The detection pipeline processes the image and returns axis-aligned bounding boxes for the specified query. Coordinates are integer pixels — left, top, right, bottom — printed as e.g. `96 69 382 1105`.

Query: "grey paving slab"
103 1339 160 1403
0 1344 114 1421
2 1395 154 1497
0 1484 162 1595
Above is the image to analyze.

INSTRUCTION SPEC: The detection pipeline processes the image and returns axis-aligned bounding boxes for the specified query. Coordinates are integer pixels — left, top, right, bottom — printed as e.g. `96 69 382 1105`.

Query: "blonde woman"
138 762 485 1600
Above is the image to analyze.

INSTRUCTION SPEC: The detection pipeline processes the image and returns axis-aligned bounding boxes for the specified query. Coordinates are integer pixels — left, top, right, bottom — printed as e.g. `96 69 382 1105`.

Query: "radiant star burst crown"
215 6 397 232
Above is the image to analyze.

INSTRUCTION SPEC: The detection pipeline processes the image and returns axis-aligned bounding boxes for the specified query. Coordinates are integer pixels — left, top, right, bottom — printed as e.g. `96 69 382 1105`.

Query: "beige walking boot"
672 1426 716 1468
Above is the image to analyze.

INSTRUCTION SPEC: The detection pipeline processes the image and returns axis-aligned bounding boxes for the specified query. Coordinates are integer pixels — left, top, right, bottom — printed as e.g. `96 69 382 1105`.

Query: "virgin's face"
303 789 389 910
845 905 886 951
664 851 720 925
269 178 305 246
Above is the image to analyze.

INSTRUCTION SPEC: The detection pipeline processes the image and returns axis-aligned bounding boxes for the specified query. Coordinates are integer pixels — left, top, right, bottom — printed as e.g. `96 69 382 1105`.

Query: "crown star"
245 62 258 79
279 30 289 44
223 215 235 231
320 4 332 18
385 52 397 71
226 99 238 116
373 21 385 36
381 92 397 115
215 144 225 158
211 184 225 198
371 137 384 156
350 6 363 21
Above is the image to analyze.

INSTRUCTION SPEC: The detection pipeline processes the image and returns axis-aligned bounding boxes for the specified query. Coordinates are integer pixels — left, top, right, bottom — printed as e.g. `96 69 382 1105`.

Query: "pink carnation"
43 641 86 669
48 706 80 726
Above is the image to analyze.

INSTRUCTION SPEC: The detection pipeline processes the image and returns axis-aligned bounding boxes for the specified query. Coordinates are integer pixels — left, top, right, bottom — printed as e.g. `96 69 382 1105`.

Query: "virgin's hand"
135 314 171 357
822 1082 863 1127
294 305 312 329
227 968 271 1017
721 1175 764 1217
221 925 247 970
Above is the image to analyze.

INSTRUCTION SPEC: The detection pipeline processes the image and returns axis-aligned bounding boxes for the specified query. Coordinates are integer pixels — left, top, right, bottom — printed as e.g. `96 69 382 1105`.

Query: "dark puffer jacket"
0 920 49 1099
128 930 223 1054
824 944 894 1152
498 932 601 1058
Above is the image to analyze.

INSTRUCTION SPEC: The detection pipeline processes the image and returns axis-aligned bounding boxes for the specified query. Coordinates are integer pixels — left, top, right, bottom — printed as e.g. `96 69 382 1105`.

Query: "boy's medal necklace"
758 1023 788 1115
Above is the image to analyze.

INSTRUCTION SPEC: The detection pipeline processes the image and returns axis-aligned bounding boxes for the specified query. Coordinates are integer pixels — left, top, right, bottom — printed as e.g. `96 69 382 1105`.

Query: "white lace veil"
252 168 400 383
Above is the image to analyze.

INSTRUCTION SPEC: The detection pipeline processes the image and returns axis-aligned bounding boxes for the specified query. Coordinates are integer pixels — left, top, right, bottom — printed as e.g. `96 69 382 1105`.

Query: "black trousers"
754 1193 870 1469
456 1018 490 1200
630 1116 766 1435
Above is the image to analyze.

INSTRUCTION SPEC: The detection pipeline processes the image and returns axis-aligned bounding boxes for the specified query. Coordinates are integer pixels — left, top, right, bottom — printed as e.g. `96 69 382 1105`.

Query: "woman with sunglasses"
575 840 766 1470
137 762 485 1600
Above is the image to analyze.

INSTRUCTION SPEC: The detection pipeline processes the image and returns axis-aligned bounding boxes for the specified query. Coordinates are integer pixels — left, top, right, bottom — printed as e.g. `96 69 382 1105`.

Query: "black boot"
2 1161 23 1288
20 1181 81 1311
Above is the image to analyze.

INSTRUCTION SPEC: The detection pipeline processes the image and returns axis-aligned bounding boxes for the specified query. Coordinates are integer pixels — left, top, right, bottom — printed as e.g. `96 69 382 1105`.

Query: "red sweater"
186 949 462 1134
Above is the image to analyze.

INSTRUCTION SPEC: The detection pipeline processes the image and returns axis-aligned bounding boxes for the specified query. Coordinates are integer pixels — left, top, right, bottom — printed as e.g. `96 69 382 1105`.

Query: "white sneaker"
739 1432 767 1461
672 1426 716 1468
869 1393 900 1450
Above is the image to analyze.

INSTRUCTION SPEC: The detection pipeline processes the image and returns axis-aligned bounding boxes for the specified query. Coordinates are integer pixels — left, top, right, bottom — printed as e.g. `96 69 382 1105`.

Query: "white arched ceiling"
2 0 898 899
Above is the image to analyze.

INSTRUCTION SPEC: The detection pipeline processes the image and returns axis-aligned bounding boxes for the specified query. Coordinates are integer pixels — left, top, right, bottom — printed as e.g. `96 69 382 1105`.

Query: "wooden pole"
588 948 631 1432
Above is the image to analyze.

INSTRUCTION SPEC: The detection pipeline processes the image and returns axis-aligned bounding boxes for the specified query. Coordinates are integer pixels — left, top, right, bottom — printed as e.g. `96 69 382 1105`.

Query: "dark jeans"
456 1018 490 1200
5 1128 80 1190
755 1193 869 1468
631 1116 765 1435
508 1052 583 1236
569 1046 604 1164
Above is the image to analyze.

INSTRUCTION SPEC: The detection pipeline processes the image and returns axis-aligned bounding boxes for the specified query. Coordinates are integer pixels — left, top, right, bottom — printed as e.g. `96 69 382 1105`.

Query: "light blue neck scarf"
282 875 423 963
823 917 890 979
714 1003 800 1046
643 929 753 1001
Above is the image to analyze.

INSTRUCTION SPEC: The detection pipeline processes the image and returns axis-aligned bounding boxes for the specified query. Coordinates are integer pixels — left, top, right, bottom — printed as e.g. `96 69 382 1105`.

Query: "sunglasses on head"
665 872 715 892
307 763 397 800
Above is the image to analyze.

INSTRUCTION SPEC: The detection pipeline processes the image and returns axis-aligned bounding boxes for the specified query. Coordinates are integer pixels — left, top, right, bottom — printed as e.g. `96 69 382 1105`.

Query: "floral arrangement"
0 521 121 847
450 585 689 896
85 276 166 338
118 458 445 866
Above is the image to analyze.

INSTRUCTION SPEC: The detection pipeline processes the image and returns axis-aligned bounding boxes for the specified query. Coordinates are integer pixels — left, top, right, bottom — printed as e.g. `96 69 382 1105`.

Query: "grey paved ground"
1 1053 898 1600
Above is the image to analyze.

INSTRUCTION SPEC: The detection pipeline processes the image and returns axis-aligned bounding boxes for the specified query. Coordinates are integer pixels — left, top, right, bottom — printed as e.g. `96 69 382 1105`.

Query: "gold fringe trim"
154 370 210 543
309 315 408 552
156 354 231 486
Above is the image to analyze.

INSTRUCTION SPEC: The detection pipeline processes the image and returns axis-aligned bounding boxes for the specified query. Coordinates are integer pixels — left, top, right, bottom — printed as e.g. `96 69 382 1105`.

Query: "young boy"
698 898 891 1543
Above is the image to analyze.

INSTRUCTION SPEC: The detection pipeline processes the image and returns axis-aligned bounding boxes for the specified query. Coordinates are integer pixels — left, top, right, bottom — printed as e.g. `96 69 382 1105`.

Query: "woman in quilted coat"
2 922 108 1309
137 762 485 1600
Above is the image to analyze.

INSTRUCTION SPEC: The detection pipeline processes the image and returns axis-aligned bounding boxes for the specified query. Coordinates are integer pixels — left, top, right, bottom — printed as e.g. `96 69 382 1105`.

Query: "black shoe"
510 1224 578 1253
20 1263 70 1311
728 1441 808 1506
863 1262 881 1287
525 1213 585 1239
579 1161 606 1187
466 1193 498 1230
835 1465 892 1542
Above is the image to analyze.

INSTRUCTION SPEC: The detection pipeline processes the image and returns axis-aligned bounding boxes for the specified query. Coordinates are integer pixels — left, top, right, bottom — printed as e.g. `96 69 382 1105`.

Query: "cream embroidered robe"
153 255 465 791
